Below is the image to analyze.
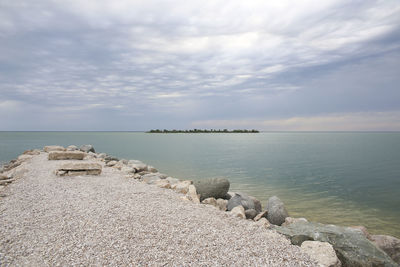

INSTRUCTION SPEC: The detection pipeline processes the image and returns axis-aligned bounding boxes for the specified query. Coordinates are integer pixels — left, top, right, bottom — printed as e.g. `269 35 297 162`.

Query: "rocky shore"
0 145 399 266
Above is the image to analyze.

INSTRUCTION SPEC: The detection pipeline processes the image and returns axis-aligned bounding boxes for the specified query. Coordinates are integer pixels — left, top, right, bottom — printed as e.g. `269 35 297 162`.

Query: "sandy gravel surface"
0 153 316 266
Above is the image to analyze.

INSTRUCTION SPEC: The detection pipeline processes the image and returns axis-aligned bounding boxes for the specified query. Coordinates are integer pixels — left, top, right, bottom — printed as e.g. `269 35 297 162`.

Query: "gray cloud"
0 0 400 130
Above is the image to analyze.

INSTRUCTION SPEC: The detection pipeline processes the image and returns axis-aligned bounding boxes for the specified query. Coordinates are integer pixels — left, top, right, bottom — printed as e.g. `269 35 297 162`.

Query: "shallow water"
1 131 399 237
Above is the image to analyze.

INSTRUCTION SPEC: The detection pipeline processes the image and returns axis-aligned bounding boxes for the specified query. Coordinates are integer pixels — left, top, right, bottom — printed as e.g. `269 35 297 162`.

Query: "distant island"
147 129 259 133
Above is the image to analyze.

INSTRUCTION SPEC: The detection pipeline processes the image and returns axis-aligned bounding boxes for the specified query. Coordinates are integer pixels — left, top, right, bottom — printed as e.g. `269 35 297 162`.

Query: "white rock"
230 205 245 219
300 241 341 267
255 218 271 229
66 145 78 151
254 211 268 221
154 179 171 189
43 145 65 152
147 166 158 173
106 160 117 167
186 185 200 203
172 180 192 194
17 155 33 162
202 197 218 207
281 217 308 227
166 177 180 185
216 198 228 211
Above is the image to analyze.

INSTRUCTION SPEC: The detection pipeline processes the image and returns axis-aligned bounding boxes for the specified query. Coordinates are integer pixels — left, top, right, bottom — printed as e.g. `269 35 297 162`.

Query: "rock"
282 217 308 227
171 180 192 194
44 145 65 152
186 185 200 203
17 154 33 162
97 153 107 159
254 211 268 221
147 166 158 173
1 160 21 172
266 196 289 226
274 221 397 266
121 166 135 174
112 161 126 170
202 197 218 207
245 209 258 220
227 192 256 211
142 175 162 185
106 160 118 167
230 205 246 219
166 177 180 185
79 144 95 153
66 145 78 151
105 155 119 162
255 218 271 229
23 149 40 155
0 174 9 180
370 235 400 264
128 160 148 172
48 151 86 160
349 226 371 240
0 178 14 185
216 198 228 211
56 163 102 176
193 178 230 201
301 241 341 267
225 192 236 200
249 196 262 213
154 179 171 189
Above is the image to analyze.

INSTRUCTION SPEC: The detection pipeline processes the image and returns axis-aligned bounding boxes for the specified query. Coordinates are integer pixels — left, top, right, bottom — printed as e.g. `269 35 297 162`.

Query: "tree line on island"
147 129 259 133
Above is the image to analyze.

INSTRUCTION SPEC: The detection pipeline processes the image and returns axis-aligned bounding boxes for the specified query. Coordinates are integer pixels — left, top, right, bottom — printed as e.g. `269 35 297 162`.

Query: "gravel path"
0 153 316 266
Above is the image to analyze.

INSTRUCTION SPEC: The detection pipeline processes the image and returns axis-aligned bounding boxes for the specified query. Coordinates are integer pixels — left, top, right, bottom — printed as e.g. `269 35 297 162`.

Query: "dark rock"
245 209 258 220
227 192 256 211
80 144 95 153
266 196 289 226
370 235 400 265
193 178 230 201
249 196 262 213
275 221 397 267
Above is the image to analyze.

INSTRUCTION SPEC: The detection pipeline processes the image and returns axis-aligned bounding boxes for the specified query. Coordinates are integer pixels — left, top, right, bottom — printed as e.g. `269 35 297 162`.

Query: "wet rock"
227 192 256 211
79 144 95 153
301 241 341 267
193 178 230 201
230 205 246 219
56 163 102 176
370 235 400 264
48 151 86 160
282 217 308 227
44 145 65 152
274 221 397 266
349 226 371 240
266 196 289 226
245 209 258 220
249 196 262 213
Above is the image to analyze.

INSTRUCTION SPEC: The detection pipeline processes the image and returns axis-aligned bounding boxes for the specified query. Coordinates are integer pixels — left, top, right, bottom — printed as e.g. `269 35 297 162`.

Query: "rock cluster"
1 144 399 267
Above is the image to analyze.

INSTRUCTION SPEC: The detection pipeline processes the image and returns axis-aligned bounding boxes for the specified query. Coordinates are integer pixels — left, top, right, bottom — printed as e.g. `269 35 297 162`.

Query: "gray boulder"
80 144 95 153
245 209 258 220
266 196 289 226
370 235 400 265
249 196 262 212
193 178 230 201
275 221 397 267
227 192 256 211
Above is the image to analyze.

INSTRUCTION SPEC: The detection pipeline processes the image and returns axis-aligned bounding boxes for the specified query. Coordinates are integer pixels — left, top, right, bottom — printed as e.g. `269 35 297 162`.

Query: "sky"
1 0 400 131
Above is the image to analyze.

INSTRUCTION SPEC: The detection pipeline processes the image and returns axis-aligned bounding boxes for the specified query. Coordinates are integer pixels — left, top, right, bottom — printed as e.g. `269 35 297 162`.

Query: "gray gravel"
0 153 317 266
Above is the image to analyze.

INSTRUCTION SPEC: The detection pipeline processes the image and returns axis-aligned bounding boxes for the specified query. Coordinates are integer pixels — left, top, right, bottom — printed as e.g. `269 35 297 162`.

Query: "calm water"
1 132 399 237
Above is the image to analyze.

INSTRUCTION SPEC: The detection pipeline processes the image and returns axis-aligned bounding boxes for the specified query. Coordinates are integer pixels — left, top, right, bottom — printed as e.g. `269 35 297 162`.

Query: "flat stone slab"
56 163 102 176
48 151 86 160
44 146 66 152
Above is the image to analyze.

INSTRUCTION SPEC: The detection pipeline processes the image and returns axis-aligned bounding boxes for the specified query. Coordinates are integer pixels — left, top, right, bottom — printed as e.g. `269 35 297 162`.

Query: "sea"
0 131 399 238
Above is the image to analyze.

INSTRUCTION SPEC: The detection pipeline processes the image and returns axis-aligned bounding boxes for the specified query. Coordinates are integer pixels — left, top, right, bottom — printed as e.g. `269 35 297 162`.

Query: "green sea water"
1 131 399 237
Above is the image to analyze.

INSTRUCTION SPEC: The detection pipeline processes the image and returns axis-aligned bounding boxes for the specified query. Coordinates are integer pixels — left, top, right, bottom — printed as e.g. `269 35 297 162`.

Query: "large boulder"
56 163 102 176
301 241 341 267
249 196 262 213
369 235 400 264
266 196 289 226
79 144 95 153
245 209 258 220
48 151 86 160
227 192 256 211
193 178 230 201
275 221 397 266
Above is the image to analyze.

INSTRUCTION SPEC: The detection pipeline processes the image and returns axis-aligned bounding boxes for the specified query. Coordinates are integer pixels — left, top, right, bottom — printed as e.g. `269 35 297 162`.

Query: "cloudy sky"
1 0 400 131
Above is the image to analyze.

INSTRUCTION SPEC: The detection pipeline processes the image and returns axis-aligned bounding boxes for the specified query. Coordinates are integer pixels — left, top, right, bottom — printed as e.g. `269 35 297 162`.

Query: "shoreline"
0 145 399 266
